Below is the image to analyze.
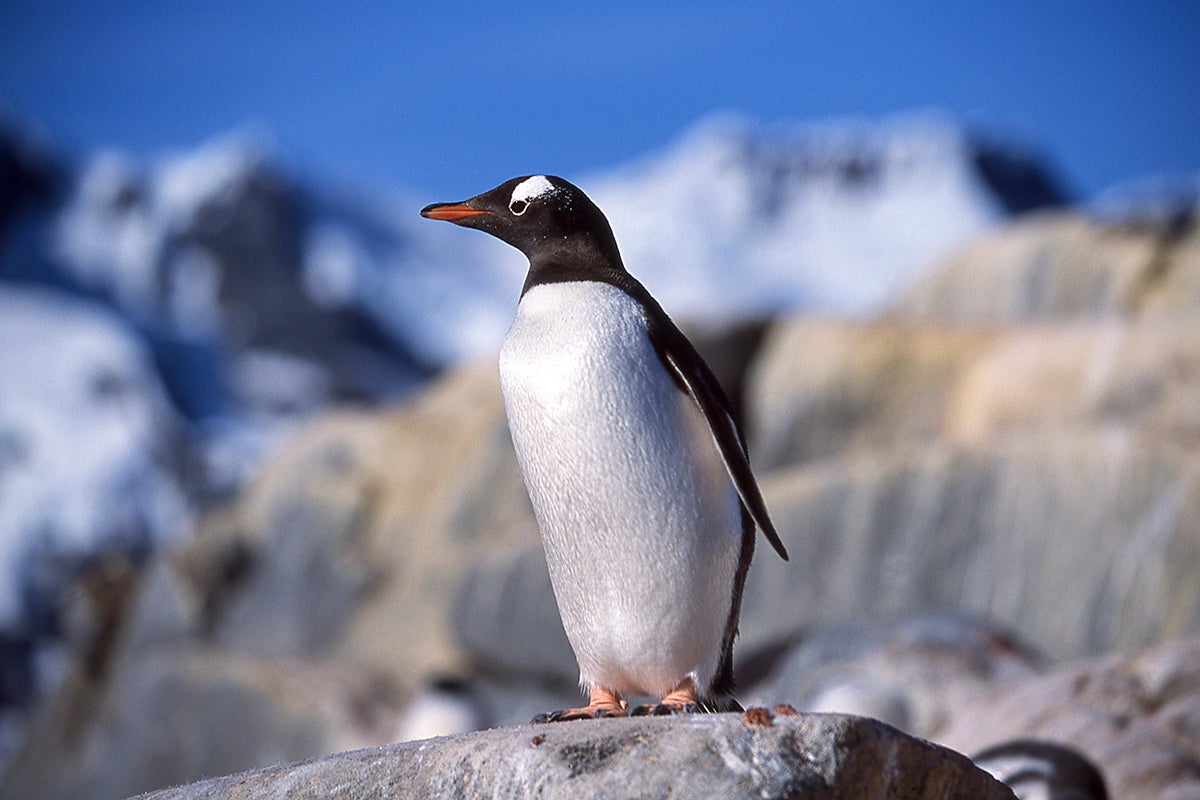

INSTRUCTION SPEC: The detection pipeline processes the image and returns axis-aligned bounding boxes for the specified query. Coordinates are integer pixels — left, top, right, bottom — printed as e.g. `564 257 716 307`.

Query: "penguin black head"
421 175 624 279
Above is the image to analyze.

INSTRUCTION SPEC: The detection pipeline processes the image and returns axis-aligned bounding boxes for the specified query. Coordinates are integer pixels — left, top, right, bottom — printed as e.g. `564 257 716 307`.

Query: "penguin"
972 740 1109 800
421 175 788 721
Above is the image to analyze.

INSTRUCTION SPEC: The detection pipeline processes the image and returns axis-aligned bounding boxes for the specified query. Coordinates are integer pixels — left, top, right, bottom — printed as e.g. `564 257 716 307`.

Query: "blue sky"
1 1 1196 200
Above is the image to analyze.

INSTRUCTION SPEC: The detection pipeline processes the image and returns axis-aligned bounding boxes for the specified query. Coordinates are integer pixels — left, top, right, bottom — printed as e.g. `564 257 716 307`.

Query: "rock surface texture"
133 713 1014 800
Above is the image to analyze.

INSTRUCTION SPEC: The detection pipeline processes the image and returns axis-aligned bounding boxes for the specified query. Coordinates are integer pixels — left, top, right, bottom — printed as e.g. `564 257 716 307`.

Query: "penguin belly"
499 281 742 699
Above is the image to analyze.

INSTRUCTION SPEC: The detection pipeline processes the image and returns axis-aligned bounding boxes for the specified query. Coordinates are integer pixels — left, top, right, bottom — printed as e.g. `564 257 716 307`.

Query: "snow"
52 133 275 338
297 115 1039 370
46 114 1044 384
586 114 1010 319
0 287 189 629
54 152 162 315
154 131 273 227
303 223 364 307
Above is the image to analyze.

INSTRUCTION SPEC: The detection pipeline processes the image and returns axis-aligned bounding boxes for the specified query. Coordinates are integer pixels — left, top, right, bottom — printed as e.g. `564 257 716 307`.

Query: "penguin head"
421 175 622 269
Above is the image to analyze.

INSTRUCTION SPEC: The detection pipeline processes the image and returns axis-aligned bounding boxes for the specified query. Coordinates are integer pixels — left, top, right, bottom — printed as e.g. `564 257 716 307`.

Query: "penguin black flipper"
617 274 790 563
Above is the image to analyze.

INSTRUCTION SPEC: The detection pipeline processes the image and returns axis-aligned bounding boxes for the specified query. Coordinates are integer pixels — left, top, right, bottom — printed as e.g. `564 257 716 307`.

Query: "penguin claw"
531 705 626 724
630 701 700 716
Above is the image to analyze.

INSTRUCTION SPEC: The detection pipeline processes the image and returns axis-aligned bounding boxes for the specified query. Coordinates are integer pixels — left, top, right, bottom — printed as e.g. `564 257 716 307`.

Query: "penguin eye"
509 198 529 216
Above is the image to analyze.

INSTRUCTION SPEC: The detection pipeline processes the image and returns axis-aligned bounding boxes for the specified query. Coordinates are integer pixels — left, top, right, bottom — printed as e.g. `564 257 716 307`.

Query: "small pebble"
743 707 774 727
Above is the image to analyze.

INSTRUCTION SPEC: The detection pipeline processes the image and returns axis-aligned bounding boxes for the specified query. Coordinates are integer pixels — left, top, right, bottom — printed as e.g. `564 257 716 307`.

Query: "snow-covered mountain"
0 287 189 625
588 115 1063 316
10 115 1066 424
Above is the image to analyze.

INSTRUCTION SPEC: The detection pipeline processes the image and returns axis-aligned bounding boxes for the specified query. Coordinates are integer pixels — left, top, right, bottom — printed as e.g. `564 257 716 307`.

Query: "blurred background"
1 2 1198 798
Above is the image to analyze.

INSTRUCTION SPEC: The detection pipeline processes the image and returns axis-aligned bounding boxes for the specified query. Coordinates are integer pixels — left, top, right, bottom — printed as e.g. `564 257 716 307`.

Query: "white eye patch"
510 175 556 214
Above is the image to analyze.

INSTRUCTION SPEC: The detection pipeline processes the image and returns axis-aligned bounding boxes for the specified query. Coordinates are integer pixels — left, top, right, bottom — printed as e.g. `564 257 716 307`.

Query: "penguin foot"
531 685 627 724
630 701 700 716
531 705 627 723
630 677 701 716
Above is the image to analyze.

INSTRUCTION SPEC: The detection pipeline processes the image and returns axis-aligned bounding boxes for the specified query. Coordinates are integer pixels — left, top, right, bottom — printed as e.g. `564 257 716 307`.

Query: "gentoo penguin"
972 740 1109 800
421 175 788 721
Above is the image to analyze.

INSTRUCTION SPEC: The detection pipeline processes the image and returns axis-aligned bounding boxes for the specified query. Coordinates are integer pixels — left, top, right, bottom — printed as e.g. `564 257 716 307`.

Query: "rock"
746 615 1040 739
741 316 1200 662
938 636 1200 800
178 361 535 677
747 318 996 469
747 316 1200 472
452 543 577 685
744 432 1200 663
893 209 1200 321
0 120 59 245
0 649 406 800
130 713 1014 800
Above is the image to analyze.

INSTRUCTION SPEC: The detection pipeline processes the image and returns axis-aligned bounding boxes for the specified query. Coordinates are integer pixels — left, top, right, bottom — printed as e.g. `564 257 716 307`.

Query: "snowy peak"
2 112 1069 427
588 115 1064 316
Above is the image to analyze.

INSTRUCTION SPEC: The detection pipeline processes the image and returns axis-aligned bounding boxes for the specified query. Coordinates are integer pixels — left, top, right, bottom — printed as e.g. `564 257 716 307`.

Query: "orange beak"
420 202 491 222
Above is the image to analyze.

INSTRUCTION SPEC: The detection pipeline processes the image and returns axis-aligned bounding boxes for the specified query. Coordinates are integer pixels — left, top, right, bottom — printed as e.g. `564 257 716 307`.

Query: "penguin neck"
520 239 633 298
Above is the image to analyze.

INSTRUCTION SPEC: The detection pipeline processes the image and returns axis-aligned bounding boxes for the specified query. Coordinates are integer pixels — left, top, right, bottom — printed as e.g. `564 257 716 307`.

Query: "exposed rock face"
894 208 1200 321
181 362 535 677
132 713 1015 800
742 314 1200 661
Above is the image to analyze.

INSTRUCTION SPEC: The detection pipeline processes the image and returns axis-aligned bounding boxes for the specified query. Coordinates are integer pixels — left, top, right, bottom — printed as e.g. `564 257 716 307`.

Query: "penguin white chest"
498 281 741 698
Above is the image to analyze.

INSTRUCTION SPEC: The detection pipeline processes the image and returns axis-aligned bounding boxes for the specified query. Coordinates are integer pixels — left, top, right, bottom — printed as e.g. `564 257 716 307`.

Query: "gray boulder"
131 712 1014 800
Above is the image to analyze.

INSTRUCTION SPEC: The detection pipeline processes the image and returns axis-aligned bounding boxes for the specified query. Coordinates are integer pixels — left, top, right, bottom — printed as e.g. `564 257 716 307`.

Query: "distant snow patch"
0 287 189 629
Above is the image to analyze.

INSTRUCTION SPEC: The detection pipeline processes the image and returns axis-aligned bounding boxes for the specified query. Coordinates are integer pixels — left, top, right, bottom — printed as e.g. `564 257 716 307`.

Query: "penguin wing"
639 298 790 562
